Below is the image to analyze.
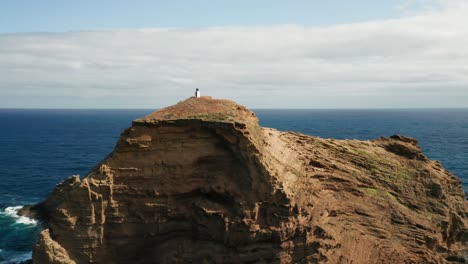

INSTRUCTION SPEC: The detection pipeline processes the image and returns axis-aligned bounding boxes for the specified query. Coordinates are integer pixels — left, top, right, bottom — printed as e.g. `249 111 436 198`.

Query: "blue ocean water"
0 108 467 263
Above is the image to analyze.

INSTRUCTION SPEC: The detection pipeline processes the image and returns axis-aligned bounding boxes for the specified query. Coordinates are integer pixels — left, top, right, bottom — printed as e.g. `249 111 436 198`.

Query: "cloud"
0 1 467 108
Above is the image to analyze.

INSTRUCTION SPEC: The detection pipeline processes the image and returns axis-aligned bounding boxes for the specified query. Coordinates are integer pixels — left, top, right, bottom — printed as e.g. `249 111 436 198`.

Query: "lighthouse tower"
195 88 200 98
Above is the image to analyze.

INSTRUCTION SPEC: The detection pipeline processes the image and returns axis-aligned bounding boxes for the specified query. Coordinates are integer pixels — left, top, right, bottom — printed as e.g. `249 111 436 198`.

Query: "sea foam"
0 250 32 264
1 206 37 225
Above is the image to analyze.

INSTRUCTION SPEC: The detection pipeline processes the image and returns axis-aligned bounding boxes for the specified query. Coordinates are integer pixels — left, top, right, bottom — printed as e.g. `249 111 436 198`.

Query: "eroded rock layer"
32 97 467 263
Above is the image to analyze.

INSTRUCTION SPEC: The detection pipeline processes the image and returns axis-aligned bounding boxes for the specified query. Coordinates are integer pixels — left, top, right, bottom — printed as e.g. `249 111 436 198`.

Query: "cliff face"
32 97 467 263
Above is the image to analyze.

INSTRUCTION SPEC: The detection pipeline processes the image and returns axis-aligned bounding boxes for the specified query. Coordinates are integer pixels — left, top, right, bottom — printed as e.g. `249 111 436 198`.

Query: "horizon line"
1 107 468 111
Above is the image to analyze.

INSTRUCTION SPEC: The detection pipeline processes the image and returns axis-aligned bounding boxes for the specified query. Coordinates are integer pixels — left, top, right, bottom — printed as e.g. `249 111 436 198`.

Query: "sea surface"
0 108 467 263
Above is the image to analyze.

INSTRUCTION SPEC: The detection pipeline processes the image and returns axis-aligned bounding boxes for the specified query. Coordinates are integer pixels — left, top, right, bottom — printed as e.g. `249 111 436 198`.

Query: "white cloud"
0 1 467 108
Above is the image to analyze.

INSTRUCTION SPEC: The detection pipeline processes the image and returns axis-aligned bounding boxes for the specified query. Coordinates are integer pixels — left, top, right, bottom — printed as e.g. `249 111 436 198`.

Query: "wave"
0 205 40 263
0 206 37 226
0 249 32 264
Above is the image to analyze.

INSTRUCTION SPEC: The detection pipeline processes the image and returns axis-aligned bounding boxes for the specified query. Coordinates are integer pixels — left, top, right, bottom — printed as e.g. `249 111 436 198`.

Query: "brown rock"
32 97 468 263
33 229 76 264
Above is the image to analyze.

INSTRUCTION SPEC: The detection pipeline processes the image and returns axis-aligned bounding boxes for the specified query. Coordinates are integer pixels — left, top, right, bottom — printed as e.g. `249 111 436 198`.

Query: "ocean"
0 108 467 263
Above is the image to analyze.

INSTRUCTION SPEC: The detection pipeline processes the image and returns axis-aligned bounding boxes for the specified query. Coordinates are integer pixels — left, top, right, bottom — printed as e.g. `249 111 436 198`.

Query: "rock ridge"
30 97 467 263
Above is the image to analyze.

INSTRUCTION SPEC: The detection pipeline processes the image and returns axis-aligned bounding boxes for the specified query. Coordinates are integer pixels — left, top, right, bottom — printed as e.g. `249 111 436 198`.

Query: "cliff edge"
31 97 467 263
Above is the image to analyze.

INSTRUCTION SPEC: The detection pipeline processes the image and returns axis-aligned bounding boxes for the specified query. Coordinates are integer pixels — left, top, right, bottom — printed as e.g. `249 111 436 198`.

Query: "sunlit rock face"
32 97 467 263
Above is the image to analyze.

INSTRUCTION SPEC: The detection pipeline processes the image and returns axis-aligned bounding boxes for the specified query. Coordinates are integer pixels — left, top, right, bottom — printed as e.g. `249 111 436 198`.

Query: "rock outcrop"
31 97 467 263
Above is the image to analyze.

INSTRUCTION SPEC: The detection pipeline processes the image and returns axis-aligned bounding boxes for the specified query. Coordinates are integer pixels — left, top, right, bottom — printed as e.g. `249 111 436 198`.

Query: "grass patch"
363 187 379 196
395 171 411 180
187 113 231 121
361 188 399 203
385 191 397 201
369 168 379 176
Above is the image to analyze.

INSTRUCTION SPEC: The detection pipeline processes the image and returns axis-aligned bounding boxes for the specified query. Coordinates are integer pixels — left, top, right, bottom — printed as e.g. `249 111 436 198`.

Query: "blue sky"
0 0 467 109
2 0 411 33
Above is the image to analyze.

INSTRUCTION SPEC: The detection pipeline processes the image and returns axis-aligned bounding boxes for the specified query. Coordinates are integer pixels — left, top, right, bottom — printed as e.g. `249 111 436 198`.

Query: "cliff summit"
31 97 467 263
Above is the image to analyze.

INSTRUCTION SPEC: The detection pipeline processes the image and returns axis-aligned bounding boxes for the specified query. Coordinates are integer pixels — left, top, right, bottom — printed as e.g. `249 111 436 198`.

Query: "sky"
0 0 467 108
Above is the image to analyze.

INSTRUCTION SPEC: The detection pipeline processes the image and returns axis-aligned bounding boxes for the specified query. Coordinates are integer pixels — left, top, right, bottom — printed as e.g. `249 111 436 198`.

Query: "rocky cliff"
31 97 467 263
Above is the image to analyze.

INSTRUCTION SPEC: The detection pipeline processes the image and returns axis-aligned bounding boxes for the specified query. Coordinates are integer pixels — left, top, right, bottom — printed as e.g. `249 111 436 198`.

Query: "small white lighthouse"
195 88 200 98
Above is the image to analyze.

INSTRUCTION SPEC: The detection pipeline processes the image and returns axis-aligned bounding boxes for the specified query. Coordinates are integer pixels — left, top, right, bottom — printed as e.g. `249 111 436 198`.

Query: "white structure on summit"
195 88 200 98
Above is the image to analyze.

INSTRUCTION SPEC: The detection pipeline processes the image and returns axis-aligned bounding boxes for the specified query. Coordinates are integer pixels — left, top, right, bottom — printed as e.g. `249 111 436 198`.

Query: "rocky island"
28 97 467 263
